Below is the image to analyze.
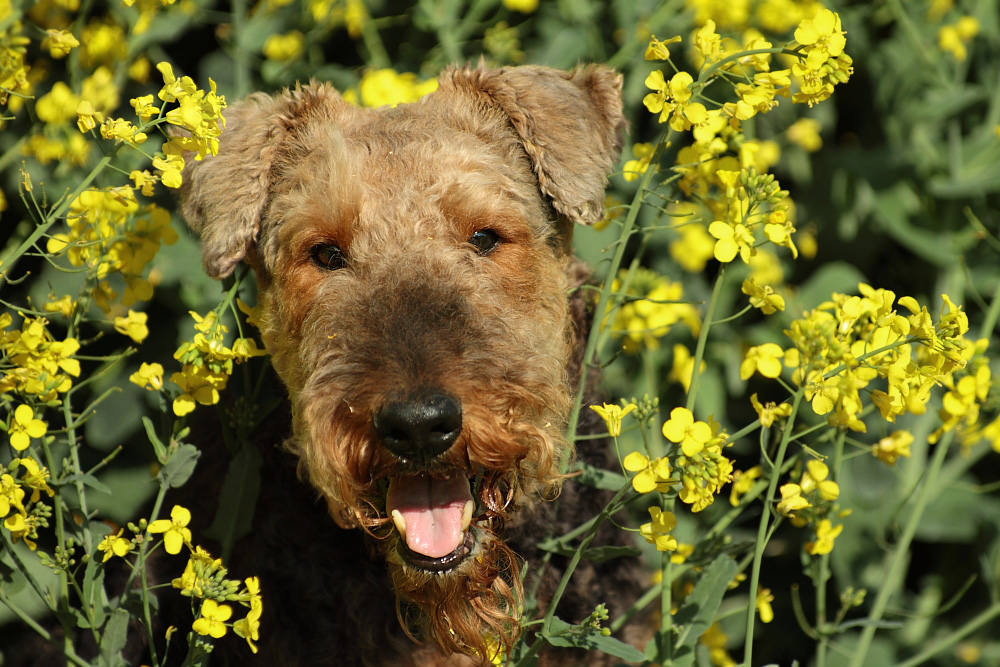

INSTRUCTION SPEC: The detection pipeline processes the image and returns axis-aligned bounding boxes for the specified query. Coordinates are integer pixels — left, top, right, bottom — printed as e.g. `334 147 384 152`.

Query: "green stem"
685 264 726 413
566 131 671 447
894 602 1000 667
977 277 1000 340
1 150 120 281
743 390 803 666
848 430 956 667
541 485 631 632
815 429 846 667
231 0 251 97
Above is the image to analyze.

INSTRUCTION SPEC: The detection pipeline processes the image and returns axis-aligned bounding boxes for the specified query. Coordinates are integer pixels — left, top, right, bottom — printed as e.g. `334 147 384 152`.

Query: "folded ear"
438 64 625 225
180 83 345 279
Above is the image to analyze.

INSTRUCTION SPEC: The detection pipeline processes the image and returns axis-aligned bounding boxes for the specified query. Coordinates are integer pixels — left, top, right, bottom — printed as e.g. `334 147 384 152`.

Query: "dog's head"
180 64 623 657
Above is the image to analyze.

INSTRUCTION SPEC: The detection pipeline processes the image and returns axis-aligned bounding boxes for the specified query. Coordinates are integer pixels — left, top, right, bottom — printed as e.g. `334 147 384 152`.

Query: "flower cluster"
606 268 701 352
0 457 54 550
0 314 80 404
170 311 267 416
776 460 844 555
343 68 439 108
755 285 988 436
145 506 264 653
664 409 734 512
47 190 178 310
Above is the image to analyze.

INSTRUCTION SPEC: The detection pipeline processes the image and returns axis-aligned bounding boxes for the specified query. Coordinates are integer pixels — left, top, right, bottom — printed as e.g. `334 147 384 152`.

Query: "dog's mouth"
385 471 477 572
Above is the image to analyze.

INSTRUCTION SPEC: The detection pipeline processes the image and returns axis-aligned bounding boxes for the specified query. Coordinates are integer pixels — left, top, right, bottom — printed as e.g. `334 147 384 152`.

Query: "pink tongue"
387 473 472 559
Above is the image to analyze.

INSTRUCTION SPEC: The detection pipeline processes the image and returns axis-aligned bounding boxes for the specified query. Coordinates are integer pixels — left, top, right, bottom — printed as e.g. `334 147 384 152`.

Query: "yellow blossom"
97 529 132 562
11 457 55 502
776 483 810 516
503 0 538 13
742 278 785 315
130 362 165 391
645 35 682 61
193 599 233 638
639 506 679 552
233 576 263 653
9 405 47 451
43 295 77 318
800 460 839 501
740 343 785 380
938 17 979 61
709 220 755 263
622 142 655 182
750 394 792 427
114 310 149 344
729 466 762 506
148 505 192 554
623 452 673 494
806 519 843 555
668 343 705 393
263 30 304 62
756 586 775 623
787 118 822 151
873 430 913 466
43 29 79 58
589 402 637 438
662 407 713 457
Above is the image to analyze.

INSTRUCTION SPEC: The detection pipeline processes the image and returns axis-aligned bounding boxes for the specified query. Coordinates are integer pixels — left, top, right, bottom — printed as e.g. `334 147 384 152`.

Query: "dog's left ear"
439 64 625 225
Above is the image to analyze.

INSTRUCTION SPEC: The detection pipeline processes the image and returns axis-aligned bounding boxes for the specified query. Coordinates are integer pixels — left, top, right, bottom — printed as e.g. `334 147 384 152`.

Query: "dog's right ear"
180 84 343 280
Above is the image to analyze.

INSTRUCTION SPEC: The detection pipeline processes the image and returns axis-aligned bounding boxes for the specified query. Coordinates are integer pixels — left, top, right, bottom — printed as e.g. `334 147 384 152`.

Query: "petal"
623 451 649 472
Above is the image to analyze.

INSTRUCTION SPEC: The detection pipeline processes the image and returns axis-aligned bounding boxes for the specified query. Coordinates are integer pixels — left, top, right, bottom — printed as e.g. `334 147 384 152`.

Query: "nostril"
373 391 462 460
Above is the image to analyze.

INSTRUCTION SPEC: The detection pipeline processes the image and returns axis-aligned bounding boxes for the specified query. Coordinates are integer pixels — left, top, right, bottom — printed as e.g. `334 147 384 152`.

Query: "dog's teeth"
462 500 474 531
391 509 407 537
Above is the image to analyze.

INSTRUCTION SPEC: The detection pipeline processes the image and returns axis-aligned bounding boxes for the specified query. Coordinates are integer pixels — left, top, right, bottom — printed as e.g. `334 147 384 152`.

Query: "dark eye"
311 243 347 270
468 229 500 255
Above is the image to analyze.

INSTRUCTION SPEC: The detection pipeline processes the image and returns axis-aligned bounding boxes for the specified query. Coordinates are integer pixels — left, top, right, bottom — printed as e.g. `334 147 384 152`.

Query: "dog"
176 63 643 666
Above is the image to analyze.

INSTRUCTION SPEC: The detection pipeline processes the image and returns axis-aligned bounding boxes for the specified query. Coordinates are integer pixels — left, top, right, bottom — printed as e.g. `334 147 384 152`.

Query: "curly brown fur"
171 63 641 665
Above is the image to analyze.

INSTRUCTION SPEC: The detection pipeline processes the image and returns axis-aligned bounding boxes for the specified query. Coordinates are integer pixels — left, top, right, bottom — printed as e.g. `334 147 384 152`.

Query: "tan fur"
181 64 625 665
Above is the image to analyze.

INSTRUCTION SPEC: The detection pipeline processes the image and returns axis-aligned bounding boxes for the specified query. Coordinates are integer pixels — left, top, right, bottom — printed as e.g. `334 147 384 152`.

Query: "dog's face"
181 65 623 657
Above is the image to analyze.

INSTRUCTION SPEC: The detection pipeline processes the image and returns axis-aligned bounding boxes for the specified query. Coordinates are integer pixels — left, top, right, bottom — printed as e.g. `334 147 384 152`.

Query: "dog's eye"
468 229 500 256
311 243 347 270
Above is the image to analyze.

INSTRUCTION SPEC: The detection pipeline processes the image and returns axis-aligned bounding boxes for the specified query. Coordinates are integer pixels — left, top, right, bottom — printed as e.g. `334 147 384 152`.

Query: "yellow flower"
129 362 165 391
669 221 716 273
9 405 47 451
740 343 785 380
776 483 810 516
709 220 755 263
77 99 103 131
43 295 77 318
800 460 840 501
589 402 637 437
639 506 678 552
756 586 775 623
114 310 149 344
97 529 132 562
729 466 762 507
193 599 233 639
233 576 263 653
938 17 979 61
787 118 822 152
662 407 713 457
750 393 792 427
806 519 843 555
503 0 538 13
355 69 438 108
11 457 55 502
623 452 674 494
742 278 785 315
37 82 81 125
644 35 682 61
148 505 192 555
263 31 305 62
43 29 80 58
622 142 655 182
667 343 705 393
873 430 913 466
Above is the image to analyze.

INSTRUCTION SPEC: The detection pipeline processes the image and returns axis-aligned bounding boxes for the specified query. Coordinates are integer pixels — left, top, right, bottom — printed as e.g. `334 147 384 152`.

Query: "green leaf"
98 608 130 667
572 461 627 491
670 556 739 667
204 444 263 558
61 473 112 496
535 539 640 564
142 416 167 463
542 616 647 662
159 443 201 489
80 526 111 629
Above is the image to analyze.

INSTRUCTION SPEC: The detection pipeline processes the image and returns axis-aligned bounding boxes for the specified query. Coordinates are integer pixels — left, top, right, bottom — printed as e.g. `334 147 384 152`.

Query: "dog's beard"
387 525 523 663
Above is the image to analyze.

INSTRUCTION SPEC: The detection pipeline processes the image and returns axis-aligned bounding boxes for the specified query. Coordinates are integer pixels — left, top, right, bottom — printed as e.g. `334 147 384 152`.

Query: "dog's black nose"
374 392 462 460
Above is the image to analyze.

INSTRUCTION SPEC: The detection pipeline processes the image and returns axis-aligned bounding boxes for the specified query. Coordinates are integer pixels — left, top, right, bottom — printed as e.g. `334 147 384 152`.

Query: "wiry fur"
176 64 635 665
